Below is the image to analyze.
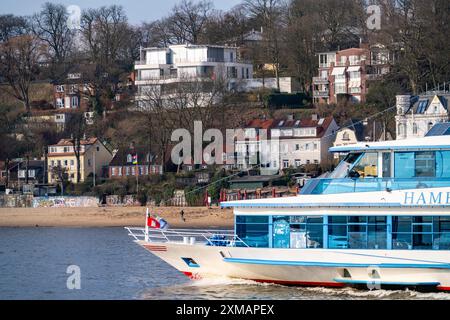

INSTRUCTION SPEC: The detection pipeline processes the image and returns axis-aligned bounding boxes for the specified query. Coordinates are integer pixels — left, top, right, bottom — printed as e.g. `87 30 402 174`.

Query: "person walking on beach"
180 210 186 222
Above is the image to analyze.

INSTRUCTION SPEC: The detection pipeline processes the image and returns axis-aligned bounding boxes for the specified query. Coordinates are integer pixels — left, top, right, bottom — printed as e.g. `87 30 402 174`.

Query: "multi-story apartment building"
235 115 339 172
47 138 113 184
134 44 253 109
396 92 450 140
313 44 392 105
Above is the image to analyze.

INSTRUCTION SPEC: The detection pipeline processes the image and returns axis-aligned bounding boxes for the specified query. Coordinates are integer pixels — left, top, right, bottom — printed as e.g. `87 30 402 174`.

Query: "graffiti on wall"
32 197 99 208
105 195 139 207
0 195 34 208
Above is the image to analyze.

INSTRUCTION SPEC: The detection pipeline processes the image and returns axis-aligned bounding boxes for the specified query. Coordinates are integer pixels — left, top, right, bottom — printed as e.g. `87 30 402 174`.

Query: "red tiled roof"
50 137 98 147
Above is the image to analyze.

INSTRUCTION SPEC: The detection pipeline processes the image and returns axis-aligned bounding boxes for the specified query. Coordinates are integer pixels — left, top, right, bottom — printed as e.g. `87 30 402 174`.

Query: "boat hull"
138 241 450 291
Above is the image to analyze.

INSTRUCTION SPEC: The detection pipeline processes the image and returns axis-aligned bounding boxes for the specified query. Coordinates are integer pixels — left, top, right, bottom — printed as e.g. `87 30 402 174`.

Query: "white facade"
396 93 449 140
135 44 253 109
235 117 339 172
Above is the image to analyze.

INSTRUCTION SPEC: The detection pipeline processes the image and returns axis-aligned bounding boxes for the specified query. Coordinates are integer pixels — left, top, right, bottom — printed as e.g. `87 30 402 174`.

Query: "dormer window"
342 132 350 141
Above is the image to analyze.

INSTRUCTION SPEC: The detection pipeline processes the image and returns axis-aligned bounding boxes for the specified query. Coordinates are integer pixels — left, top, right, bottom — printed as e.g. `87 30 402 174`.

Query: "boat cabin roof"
329 136 450 153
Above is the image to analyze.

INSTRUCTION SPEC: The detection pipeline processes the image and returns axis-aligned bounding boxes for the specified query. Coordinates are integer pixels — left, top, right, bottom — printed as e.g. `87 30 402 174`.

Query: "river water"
0 227 449 300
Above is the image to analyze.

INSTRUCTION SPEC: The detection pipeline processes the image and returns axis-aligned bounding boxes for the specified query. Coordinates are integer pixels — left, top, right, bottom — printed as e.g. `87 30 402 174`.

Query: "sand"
0 206 234 229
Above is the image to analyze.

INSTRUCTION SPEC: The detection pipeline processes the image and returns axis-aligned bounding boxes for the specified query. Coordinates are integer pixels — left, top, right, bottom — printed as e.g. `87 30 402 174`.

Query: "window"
273 216 290 248
328 216 387 249
436 151 450 178
350 152 378 178
398 123 406 136
413 123 418 135
56 98 64 108
392 216 433 250
295 159 301 167
342 132 350 141
382 152 391 178
288 216 324 249
283 160 289 168
56 85 64 93
236 216 269 248
295 144 300 151
335 83 346 94
394 151 436 178
71 96 79 108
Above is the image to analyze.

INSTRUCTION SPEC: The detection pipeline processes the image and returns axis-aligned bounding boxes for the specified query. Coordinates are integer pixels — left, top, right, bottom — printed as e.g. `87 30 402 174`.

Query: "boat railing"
301 177 450 195
125 227 249 247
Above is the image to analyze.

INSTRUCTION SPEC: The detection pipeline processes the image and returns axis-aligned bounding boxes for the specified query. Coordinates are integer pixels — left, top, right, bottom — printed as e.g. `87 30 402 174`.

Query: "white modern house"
396 92 450 140
134 44 253 109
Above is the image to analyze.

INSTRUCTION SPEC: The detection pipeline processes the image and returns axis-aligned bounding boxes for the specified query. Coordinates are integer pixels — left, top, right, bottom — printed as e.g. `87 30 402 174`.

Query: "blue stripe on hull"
333 278 440 286
223 257 450 269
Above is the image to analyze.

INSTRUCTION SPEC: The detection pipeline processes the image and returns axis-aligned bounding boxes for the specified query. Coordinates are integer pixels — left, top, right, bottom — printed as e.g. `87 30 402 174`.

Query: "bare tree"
170 0 213 44
0 34 45 112
80 5 138 112
243 0 286 90
30 3 74 65
0 14 27 42
65 112 87 183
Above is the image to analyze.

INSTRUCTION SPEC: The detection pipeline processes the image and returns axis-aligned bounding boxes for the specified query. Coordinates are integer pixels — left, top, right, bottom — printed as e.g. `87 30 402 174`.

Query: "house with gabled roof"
396 92 450 140
235 115 339 173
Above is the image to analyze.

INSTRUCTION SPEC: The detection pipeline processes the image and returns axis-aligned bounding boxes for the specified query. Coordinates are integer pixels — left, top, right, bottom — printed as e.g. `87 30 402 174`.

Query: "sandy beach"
0 206 234 229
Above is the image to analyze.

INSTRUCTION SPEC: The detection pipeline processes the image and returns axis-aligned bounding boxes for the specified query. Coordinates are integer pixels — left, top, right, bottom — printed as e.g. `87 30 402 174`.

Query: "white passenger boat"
126 136 450 291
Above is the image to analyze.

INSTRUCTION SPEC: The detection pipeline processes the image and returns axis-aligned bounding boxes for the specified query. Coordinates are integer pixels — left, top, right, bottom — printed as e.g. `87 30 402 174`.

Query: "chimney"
287 114 294 121
311 114 318 121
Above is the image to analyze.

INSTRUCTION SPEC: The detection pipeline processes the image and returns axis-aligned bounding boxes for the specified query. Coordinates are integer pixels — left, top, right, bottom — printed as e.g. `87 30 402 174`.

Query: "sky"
1 0 243 25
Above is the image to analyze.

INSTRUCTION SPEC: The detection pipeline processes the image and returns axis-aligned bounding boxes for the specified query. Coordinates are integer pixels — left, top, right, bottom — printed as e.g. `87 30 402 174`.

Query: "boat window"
433 217 450 250
350 153 378 178
236 216 269 248
236 216 269 224
277 216 324 249
328 152 362 179
328 216 387 249
435 151 450 178
392 216 433 250
382 152 391 178
273 216 290 248
394 151 437 178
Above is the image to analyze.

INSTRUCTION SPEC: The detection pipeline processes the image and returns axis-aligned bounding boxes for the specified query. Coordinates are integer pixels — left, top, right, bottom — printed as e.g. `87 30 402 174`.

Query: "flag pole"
145 207 149 242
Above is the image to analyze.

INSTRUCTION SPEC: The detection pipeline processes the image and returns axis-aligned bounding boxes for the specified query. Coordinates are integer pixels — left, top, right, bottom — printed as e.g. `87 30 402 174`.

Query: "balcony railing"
313 77 329 84
313 90 329 97
301 177 450 195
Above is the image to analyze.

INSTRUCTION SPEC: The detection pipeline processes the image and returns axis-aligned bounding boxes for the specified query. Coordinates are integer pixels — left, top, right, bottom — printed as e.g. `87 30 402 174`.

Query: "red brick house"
313 44 392 105
108 145 163 178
